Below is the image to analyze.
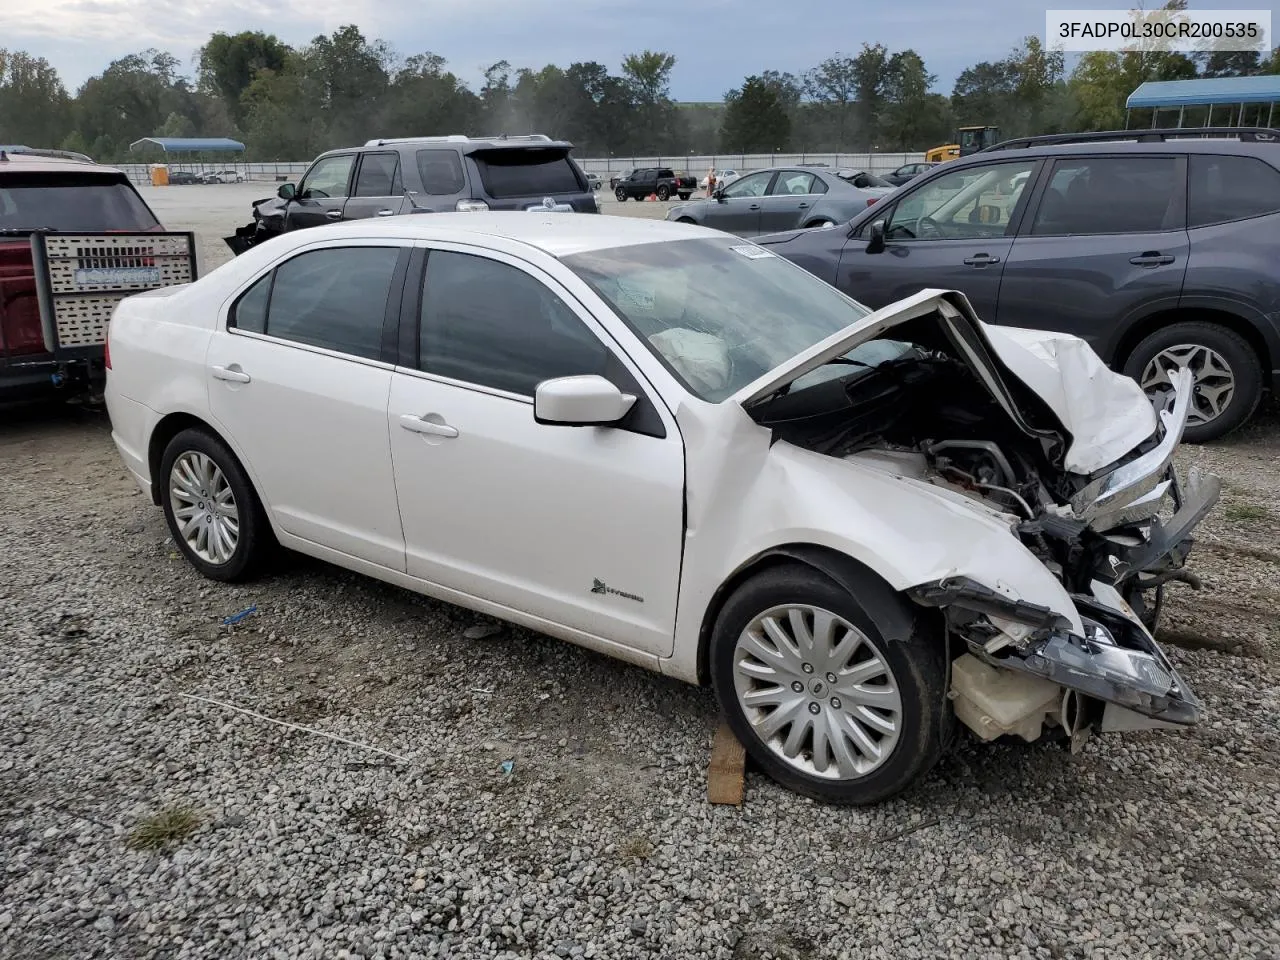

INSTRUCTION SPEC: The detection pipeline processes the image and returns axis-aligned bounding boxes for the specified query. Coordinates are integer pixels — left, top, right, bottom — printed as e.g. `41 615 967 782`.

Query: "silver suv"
225 134 598 254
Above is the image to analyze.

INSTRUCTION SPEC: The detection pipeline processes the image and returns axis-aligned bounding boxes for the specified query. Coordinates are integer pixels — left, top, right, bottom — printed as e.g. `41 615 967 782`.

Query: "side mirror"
277 182 296 200
534 375 636 426
713 187 727 201
866 219 887 254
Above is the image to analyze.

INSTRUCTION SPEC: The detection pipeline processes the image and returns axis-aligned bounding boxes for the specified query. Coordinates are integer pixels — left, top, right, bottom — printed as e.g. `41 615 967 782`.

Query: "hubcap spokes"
1140 344 1235 426
732 604 902 780
170 452 239 565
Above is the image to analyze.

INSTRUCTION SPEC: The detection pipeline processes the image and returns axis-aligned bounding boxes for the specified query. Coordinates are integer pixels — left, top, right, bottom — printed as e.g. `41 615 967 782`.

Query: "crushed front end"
910 368 1219 743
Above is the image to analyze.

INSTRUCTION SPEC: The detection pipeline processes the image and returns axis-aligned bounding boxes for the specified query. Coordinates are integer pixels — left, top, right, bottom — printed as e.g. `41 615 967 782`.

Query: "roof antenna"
404 189 426 211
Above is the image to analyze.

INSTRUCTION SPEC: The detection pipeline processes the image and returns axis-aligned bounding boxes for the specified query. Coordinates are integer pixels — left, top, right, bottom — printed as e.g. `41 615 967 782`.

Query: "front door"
997 155 1189 356
285 153 356 231
758 170 825 232
836 158 1040 318
205 242 407 570
387 245 686 656
702 170 776 236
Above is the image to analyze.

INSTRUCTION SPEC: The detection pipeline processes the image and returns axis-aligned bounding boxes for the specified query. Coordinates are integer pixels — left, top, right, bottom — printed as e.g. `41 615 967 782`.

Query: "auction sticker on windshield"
730 245 775 260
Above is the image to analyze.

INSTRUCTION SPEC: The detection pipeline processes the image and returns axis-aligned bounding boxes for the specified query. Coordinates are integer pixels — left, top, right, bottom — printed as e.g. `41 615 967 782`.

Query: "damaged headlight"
1028 620 1174 701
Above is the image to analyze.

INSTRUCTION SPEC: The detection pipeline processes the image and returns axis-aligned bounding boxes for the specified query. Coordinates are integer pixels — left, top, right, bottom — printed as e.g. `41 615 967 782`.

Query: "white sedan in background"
699 169 739 190
105 214 1215 804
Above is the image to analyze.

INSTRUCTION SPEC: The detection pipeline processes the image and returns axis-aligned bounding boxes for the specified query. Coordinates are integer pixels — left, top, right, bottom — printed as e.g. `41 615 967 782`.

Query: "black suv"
758 128 1280 441
225 134 598 254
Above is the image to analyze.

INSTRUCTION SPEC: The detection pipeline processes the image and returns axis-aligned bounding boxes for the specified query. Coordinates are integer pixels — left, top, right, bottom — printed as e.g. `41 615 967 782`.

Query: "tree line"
2 14 1279 163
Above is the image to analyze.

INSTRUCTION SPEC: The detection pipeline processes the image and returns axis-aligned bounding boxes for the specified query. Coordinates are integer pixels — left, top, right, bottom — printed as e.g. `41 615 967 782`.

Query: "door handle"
1130 253 1174 266
325 210 342 220
749 203 760 210
797 203 810 209
210 364 251 384
399 414 458 438
962 254 1001 266
375 209 396 217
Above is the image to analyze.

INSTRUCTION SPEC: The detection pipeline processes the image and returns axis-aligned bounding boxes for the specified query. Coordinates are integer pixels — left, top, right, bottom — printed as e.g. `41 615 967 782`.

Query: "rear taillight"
104 332 111 369
867 198 878 207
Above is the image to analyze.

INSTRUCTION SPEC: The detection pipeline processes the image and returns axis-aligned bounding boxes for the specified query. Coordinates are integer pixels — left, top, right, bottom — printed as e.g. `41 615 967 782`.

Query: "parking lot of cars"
3 161 1280 958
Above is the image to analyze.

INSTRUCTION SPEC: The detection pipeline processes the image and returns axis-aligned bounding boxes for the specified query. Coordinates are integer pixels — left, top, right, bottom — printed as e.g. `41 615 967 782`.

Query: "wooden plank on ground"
708 720 746 806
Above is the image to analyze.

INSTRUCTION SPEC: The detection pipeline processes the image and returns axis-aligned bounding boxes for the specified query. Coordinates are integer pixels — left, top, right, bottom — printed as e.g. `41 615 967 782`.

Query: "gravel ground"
2 189 1280 960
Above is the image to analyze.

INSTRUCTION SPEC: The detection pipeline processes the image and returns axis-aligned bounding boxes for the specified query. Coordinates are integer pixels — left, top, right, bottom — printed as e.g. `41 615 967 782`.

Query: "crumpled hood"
981 326 1158 475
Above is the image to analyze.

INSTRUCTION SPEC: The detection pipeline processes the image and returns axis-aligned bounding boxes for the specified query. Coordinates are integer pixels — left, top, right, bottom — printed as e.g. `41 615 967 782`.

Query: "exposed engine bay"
745 306 1220 747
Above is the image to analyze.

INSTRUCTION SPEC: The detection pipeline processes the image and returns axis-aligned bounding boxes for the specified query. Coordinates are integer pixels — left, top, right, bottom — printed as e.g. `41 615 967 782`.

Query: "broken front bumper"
912 574 1203 729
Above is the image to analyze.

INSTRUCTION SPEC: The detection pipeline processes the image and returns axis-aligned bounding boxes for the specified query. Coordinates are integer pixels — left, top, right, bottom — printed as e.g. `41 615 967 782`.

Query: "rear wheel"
710 563 948 805
677 217 697 224
678 192 691 201
657 185 670 201
1122 321 1263 443
615 188 627 202
807 218 837 229
160 428 271 582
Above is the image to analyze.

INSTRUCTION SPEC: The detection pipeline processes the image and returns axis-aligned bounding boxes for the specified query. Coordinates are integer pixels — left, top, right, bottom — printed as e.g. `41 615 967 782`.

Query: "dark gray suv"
225 134 598 254
756 128 1280 441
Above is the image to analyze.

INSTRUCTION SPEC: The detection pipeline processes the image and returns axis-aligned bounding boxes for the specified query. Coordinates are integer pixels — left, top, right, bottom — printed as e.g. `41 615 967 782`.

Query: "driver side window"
885 160 1036 240
723 172 774 198
300 154 355 199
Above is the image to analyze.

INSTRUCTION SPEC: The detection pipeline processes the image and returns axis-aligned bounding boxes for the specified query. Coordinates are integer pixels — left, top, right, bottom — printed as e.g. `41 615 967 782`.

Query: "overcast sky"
0 0 1262 98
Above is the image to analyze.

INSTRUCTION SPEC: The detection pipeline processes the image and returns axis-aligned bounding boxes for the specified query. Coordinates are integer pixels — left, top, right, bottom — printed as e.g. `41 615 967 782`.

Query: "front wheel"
710 563 948 805
807 218 837 229
160 428 271 582
1122 321 1263 443
615 188 627 202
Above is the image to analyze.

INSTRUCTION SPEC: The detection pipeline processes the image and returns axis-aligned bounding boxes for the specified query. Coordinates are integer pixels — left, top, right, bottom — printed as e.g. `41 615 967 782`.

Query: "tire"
709 563 948 805
657 185 670 201
1121 321 1263 443
678 192 691 201
615 188 627 202
807 219 837 229
677 217 697 224
160 428 271 582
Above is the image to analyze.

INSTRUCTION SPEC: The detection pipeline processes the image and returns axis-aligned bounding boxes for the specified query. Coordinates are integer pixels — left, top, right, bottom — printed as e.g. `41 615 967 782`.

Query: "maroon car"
0 149 176 402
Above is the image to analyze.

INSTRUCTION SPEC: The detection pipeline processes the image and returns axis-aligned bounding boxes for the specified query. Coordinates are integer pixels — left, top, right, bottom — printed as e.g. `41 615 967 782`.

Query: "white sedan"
105 214 1216 804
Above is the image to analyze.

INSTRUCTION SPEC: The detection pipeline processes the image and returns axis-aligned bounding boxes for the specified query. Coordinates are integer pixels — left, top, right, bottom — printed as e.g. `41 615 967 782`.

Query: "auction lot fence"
118 152 925 187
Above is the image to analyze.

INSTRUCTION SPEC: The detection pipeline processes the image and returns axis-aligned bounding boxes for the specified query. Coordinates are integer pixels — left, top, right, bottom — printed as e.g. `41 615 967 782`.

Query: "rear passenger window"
416 150 465 195
231 247 400 361
1189 154 1280 226
354 152 402 197
1032 157 1179 236
418 251 608 396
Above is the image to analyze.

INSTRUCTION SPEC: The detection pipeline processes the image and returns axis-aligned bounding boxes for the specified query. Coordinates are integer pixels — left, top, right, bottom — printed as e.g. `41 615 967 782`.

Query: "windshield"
0 173 159 232
562 236 873 401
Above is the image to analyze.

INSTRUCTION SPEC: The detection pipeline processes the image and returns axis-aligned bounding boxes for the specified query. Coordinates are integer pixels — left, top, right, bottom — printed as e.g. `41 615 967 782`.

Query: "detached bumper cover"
912 577 1203 726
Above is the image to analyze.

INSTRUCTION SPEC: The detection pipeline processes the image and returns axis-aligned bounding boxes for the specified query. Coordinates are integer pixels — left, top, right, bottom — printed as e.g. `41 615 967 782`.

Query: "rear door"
836 157 1039 318
996 155 1188 356
759 170 825 232
342 151 407 222
285 153 355 231
701 170 777 235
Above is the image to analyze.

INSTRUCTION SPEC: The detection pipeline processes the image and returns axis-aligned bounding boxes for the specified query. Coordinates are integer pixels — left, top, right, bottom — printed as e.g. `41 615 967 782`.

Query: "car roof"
961 138 1280 163
0 151 124 176
268 212 726 258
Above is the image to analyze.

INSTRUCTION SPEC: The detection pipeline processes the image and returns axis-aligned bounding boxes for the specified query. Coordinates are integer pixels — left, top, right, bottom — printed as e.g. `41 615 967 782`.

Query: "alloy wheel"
731 603 903 780
169 451 240 565
1140 343 1235 427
